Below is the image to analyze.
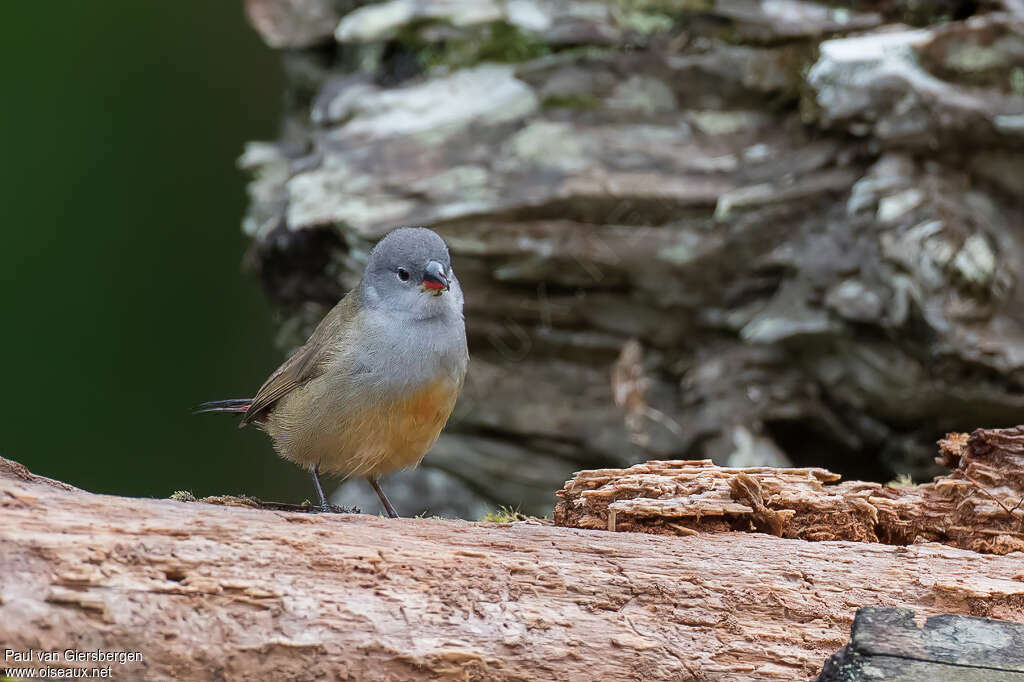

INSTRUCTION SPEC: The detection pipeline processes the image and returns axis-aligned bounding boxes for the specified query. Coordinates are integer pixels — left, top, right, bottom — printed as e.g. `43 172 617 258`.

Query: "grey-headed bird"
196 227 468 517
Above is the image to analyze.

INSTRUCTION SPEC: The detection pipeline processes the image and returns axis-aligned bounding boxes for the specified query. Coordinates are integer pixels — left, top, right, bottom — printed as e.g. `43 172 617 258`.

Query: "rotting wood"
818 606 1024 681
555 426 1024 554
2 455 1024 681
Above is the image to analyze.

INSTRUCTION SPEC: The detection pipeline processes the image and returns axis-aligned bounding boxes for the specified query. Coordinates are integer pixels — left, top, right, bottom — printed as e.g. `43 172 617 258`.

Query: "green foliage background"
0 3 314 500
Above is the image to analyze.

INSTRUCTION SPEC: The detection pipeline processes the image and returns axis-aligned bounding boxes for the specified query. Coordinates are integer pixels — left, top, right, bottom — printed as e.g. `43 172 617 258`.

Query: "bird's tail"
193 398 252 415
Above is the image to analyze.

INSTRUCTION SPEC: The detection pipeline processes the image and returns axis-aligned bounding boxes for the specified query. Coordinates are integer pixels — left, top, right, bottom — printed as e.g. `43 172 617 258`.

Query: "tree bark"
818 607 1024 681
2 453 1023 682
237 0 1024 517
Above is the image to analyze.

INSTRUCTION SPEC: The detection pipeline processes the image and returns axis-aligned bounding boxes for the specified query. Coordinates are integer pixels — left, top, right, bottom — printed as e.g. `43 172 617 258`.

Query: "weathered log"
556 426 1024 554
818 607 1024 681
2 454 1024 682
237 0 1024 517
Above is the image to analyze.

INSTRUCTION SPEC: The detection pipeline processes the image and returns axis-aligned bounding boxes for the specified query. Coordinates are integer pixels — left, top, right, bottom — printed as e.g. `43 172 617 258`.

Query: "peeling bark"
556 426 1024 554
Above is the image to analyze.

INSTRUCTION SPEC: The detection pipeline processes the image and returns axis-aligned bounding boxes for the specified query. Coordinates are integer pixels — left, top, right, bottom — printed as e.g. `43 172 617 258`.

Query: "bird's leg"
368 477 399 518
311 465 330 512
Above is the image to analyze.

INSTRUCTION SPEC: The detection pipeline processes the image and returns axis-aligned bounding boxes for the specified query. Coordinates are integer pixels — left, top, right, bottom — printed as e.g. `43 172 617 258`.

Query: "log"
818 607 1024 681
2 449 1024 682
556 426 1024 555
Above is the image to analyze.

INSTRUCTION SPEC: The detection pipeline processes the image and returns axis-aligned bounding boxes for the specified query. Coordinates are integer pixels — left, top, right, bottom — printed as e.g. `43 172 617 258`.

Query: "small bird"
196 227 468 517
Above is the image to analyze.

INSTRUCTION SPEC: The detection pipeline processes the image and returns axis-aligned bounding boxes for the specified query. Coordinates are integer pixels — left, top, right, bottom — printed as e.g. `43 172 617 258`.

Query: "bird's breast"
401 377 459 423
327 371 461 477
268 311 467 477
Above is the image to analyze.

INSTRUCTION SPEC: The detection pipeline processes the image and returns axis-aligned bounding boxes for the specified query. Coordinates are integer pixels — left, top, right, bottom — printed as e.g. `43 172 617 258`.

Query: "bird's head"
361 227 463 319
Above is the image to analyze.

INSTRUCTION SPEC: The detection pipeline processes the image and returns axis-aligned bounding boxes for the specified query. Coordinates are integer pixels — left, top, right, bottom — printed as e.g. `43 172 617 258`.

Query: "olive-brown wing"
241 293 358 425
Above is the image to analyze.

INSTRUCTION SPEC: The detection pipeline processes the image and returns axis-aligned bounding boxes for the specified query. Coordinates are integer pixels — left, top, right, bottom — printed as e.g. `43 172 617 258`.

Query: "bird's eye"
397 268 410 282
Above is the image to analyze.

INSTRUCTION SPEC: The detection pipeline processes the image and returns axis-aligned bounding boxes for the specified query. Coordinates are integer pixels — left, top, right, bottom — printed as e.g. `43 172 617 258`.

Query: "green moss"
619 0 711 10
887 473 916 489
542 94 601 110
480 505 525 523
477 21 551 63
618 9 675 34
614 0 714 35
399 20 550 71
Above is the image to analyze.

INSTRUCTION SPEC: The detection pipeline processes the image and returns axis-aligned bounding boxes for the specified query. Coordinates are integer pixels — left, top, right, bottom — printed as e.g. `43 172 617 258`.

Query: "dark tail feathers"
193 398 252 415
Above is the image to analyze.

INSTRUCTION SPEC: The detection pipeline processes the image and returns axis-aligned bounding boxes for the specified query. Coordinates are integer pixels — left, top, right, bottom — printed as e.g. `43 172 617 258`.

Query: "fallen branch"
2 430 1024 681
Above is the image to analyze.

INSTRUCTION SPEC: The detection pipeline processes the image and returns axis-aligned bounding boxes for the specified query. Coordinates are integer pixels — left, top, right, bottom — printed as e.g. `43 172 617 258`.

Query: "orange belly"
274 375 461 478
379 377 461 471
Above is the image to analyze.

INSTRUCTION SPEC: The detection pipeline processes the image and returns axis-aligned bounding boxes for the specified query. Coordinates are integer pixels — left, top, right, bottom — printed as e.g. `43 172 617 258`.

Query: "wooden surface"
2 456 1024 681
819 607 1024 681
556 427 1024 554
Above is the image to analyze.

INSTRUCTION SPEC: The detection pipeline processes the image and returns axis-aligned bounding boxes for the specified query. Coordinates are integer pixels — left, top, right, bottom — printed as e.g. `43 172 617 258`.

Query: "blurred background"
0 3 311 500
3 1 1023 518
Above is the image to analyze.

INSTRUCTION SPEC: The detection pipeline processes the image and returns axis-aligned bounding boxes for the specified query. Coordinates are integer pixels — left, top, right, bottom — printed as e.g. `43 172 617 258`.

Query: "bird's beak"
422 260 449 294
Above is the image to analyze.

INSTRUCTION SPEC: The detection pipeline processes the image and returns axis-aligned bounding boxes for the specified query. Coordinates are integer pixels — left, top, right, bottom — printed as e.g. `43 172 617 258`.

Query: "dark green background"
0 3 312 500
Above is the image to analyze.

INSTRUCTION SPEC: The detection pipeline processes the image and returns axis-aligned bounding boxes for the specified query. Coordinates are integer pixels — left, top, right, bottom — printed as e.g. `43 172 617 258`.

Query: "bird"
195 227 468 518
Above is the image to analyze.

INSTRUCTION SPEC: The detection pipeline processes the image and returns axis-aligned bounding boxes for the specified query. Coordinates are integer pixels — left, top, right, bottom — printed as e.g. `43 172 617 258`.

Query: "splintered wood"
556 426 1024 554
3 440 1024 681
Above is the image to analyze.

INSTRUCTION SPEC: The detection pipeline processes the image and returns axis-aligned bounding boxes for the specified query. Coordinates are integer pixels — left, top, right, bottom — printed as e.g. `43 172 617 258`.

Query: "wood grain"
819 607 1024 681
2 454 1023 681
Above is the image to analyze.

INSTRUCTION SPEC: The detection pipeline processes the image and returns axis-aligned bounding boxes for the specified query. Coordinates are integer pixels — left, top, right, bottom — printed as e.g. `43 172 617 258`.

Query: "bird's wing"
241 293 358 425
